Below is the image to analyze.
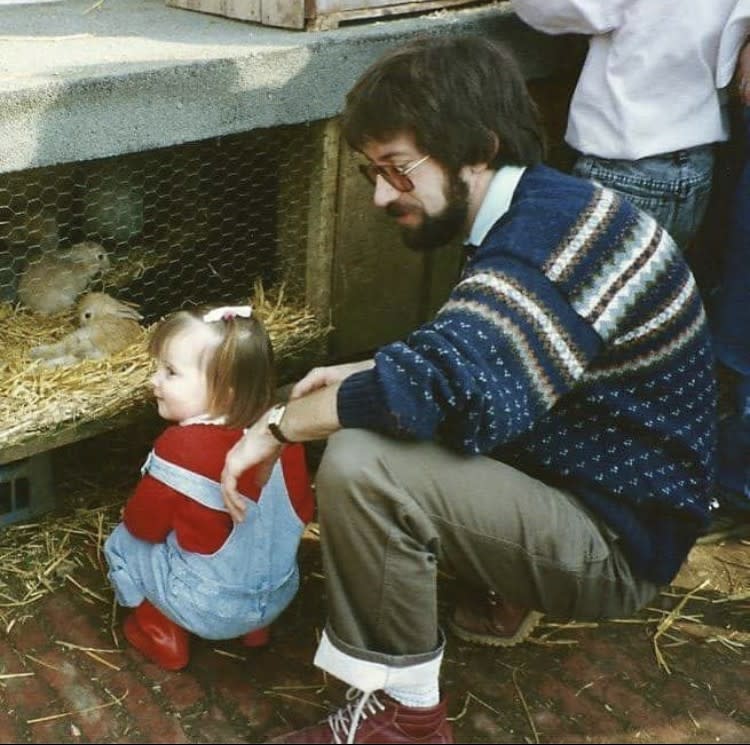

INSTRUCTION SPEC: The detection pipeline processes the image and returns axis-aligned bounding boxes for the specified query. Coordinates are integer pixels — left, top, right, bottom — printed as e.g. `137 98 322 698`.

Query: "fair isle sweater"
338 164 717 585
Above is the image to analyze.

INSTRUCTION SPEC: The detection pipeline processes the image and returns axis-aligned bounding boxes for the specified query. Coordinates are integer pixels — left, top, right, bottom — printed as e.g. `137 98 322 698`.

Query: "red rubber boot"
123 600 190 671
240 626 270 648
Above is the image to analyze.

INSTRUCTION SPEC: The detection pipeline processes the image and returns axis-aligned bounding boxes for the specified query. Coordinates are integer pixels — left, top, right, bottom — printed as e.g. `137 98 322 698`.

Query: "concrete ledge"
0 0 583 173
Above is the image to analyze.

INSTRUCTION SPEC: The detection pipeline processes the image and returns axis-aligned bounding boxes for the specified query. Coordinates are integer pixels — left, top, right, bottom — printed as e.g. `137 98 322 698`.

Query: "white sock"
383 680 440 708
314 630 444 708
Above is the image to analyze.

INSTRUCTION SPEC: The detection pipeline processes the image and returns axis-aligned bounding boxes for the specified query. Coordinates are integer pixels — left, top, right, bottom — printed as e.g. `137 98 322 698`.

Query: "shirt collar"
180 413 227 427
466 165 526 248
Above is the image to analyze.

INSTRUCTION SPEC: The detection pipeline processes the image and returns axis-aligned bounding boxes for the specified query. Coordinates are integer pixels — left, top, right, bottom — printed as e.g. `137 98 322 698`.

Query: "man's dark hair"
342 34 545 171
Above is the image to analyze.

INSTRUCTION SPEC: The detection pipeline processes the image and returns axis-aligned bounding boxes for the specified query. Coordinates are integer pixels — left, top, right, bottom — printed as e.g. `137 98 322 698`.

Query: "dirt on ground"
0 421 747 743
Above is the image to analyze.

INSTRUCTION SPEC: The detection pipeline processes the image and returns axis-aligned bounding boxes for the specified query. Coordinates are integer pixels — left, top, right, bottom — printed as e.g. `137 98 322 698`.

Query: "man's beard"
388 174 469 253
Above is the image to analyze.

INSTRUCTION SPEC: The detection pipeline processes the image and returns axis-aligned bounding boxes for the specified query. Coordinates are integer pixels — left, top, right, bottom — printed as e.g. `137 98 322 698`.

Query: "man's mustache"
386 203 412 218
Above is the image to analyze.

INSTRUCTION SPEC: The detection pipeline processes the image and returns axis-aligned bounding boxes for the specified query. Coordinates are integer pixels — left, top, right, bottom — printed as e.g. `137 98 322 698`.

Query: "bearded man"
221 35 717 744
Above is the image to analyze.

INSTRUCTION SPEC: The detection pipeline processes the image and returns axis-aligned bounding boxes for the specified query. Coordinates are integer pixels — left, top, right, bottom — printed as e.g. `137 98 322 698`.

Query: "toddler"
104 305 314 670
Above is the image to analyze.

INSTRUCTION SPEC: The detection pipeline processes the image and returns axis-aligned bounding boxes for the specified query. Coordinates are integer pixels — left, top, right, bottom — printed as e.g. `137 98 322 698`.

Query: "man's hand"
290 359 375 400
222 363 359 520
221 418 282 523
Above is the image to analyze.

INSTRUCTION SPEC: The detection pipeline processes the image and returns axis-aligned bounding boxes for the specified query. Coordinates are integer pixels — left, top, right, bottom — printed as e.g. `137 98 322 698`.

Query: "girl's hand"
290 359 375 400
221 420 282 523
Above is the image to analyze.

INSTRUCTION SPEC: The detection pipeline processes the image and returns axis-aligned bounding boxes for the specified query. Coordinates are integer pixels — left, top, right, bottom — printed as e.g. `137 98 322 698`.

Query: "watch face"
269 405 285 426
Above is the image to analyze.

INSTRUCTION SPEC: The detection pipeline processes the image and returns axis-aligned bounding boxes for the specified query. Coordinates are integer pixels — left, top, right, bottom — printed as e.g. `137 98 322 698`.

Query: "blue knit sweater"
338 165 717 585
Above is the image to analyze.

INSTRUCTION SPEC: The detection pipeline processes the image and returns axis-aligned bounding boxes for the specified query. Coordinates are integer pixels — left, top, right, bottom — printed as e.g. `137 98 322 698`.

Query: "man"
221 35 717 744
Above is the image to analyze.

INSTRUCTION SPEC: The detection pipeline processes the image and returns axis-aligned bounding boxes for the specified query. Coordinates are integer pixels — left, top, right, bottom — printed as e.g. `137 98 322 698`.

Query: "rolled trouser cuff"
314 625 443 693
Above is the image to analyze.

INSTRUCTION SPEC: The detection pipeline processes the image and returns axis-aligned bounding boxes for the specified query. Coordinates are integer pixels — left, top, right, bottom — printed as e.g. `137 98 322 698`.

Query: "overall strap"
141 450 227 512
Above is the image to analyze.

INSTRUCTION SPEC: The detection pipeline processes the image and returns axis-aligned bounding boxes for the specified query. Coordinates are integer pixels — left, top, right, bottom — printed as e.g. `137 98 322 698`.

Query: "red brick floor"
2 532 748 744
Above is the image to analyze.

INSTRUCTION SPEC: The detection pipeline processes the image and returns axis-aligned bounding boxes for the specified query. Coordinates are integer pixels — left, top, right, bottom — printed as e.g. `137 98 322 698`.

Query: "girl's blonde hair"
149 308 275 429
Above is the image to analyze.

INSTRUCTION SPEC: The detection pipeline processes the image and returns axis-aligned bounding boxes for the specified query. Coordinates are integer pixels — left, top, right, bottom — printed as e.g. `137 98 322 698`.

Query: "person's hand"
221 418 282 523
737 39 750 106
290 359 375 400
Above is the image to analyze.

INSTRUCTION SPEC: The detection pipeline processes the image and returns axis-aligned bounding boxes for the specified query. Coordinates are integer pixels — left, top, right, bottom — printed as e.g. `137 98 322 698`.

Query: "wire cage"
0 122 331 464
0 123 324 320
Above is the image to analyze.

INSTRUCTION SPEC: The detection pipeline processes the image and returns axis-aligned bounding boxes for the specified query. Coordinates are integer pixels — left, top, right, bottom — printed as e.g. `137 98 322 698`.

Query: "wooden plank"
0 406 158 466
167 0 490 29
307 0 485 29
274 119 338 343
166 0 262 23
304 119 340 327
329 141 425 357
313 0 467 13
262 0 305 28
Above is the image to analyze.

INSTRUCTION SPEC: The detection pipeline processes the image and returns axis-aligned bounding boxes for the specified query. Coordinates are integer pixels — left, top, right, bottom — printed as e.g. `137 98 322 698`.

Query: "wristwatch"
267 404 291 444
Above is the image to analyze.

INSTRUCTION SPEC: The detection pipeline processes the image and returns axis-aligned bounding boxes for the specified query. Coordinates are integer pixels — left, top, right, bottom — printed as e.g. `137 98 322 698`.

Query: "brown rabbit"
30 292 143 367
18 241 111 315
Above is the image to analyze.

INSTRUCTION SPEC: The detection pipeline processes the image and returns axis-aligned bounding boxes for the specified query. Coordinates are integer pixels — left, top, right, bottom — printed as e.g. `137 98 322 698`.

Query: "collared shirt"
466 165 526 248
180 413 227 427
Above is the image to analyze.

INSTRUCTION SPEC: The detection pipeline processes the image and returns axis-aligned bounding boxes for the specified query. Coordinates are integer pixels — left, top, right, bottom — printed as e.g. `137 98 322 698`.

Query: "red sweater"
123 424 314 554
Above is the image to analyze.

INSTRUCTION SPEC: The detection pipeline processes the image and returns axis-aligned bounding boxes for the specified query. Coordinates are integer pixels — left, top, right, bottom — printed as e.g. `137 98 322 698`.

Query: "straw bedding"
0 283 328 454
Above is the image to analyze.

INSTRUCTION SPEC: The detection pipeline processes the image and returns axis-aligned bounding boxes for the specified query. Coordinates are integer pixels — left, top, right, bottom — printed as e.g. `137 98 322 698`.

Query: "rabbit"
18 240 111 315
30 292 143 367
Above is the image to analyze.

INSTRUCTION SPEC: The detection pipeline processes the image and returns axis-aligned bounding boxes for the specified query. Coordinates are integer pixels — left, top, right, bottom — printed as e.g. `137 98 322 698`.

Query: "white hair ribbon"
202 305 253 323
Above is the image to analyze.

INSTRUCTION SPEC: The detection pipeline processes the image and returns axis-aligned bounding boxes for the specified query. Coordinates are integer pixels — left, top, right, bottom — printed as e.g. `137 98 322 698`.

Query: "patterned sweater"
338 164 717 584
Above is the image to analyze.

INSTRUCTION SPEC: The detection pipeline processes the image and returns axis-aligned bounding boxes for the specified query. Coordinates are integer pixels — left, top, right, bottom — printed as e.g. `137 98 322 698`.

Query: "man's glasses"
358 155 430 193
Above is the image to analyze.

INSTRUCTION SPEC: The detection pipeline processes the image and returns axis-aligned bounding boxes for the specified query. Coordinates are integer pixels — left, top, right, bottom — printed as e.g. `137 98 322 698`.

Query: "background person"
511 0 739 256
711 4 750 528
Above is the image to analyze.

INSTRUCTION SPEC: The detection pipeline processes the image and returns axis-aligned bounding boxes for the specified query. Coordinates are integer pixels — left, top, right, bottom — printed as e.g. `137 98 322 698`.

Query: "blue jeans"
711 107 750 512
572 145 715 252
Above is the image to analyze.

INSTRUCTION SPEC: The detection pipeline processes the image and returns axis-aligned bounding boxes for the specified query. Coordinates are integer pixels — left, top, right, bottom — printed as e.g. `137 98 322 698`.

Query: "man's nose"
372 175 401 208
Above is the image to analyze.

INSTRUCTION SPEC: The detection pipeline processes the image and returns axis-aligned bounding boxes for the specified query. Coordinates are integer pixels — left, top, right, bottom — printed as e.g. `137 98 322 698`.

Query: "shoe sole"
448 610 544 647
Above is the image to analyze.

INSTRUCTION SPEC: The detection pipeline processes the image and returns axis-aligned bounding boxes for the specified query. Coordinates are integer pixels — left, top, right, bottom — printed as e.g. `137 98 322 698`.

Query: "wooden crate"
166 0 491 31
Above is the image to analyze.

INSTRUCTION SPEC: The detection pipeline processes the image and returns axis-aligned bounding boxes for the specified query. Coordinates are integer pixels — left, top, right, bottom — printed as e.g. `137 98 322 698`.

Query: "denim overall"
104 451 304 639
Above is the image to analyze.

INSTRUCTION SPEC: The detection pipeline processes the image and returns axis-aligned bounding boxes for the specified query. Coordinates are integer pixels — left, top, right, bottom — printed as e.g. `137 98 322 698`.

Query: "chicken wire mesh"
0 122 332 464
0 122 322 324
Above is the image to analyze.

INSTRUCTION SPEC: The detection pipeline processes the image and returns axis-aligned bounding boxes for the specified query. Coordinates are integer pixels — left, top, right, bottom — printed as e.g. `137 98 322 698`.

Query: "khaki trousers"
316 429 658 661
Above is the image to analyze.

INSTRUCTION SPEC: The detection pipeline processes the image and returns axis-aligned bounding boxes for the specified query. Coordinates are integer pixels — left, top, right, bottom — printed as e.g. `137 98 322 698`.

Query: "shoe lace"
327 687 386 744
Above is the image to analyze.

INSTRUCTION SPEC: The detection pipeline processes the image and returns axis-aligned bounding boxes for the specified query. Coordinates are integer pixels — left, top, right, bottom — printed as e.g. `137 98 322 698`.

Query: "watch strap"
267 404 291 444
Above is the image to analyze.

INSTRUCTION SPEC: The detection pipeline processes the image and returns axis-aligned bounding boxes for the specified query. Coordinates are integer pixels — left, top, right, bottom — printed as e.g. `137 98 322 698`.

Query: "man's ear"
465 131 500 175
483 131 501 165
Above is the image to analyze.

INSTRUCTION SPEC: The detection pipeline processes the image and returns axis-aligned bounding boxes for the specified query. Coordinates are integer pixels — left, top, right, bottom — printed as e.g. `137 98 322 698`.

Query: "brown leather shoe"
266 688 454 744
448 589 542 647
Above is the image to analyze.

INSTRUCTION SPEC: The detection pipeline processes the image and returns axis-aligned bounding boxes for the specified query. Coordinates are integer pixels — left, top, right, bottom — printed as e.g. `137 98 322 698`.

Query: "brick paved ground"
1 429 748 744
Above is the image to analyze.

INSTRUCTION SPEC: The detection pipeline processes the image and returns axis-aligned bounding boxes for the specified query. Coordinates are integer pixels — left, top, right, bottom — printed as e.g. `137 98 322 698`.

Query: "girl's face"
150 324 215 423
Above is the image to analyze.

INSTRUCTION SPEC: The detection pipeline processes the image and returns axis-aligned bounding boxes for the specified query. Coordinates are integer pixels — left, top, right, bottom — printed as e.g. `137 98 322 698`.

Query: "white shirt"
467 166 526 247
717 0 750 87
512 0 745 159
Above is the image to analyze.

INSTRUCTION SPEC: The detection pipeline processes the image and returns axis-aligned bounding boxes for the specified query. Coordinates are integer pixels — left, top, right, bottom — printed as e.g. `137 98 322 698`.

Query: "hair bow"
202 305 253 323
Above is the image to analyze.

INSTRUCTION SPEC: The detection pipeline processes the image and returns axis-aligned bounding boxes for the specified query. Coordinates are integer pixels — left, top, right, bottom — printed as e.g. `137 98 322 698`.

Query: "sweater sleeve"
511 0 624 35
123 474 180 543
338 256 603 456
123 425 234 551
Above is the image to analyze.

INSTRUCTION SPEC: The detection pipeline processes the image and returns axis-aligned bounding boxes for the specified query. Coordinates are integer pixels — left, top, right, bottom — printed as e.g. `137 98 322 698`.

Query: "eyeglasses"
358 154 430 192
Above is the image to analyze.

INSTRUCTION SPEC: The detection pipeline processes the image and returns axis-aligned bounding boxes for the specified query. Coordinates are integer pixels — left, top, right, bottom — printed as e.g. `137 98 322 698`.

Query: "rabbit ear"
110 301 143 321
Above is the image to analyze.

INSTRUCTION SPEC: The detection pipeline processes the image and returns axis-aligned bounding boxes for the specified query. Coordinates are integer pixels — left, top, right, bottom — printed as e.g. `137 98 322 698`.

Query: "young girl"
104 305 314 671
